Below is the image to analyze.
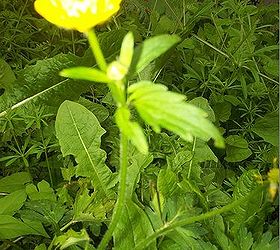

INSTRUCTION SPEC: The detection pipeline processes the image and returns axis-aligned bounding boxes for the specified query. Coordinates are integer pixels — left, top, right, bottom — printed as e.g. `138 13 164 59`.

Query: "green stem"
187 137 196 179
134 186 263 250
40 129 53 187
87 29 107 72
97 133 128 250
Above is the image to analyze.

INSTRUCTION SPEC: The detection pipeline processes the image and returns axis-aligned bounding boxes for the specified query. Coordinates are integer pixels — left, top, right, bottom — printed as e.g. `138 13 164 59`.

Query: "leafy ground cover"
0 0 279 249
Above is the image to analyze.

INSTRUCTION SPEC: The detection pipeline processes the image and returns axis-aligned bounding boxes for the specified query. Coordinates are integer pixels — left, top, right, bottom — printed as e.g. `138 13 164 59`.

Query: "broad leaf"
0 215 48 240
131 35 181 74
0 59 16 88
158 168 178 199
128 81 224 148
53 229 89 250
73 189 95 221
0 172 32 193
55 101 113 198
213 102 232 122
225 135 252 162
0 189 26 215
210 215 234 249
234 226 253 250
156 168 179 213
252 112 278 146
26 180 56 201
113 200 156 250
0 53 91 115
164 226 218 250
22 200 66 227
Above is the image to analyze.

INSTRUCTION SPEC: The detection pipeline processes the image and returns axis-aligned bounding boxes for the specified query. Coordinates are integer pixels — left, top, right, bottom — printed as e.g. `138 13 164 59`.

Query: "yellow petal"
34 0 122 32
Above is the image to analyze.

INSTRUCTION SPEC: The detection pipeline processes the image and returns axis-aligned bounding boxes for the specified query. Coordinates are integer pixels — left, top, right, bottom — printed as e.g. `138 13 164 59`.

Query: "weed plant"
0 0 278 249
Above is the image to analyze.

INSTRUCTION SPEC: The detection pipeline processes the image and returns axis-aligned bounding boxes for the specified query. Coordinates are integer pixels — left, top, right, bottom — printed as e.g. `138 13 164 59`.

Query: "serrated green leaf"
210 215 234 250
234 226 253 250
128 81 224 148
23 200 66 226
55 101 113 198
115 106 148 154
34 243 47 250
252 231 279 250
164 226 218 250
232 170 263 234
158 168 178 199
179 179 209 211
73 189 95 221
53 229 89 250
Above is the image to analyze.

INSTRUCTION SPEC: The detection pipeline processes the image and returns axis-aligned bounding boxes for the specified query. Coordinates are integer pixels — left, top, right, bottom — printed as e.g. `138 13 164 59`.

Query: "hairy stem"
97 133 128 250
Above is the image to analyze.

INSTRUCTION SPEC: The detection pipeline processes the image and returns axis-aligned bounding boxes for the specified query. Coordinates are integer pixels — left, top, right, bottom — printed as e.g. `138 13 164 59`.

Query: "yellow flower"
268 168 279 201
34 0 122 32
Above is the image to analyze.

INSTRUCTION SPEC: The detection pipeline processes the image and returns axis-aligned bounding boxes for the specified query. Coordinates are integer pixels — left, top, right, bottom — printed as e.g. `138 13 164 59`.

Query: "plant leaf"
0 215 48 240
0 53 91 116
60 67 111 83
252 112 279 146
115 106 148 154
232 170 263 234
0 172 32 193
119 32 134 68
78 97 109 123
126 152 153 199
0 59 16 88
0 189 26 215
53 229 89 250
55 101 113 198
113 200 156 250
131 35 181 74
128 81 224 148
189 97 216 122
26 180 56 201
225 135 252 162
